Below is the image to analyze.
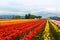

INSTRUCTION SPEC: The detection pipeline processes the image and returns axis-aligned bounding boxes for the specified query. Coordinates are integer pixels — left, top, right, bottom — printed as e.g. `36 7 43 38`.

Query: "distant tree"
37 16 42 19
28 13 31 18
12 15 21 19
25 13 31 19
25 13 42 19
30 15 37 19
25 14 28 19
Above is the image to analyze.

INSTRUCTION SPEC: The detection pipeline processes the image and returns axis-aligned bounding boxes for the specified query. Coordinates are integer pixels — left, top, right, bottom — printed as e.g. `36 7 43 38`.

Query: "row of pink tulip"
51 20 60 27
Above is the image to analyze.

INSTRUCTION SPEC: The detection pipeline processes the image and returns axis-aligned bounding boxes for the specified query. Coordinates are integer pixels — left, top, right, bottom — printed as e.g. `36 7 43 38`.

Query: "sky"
0 0 60 17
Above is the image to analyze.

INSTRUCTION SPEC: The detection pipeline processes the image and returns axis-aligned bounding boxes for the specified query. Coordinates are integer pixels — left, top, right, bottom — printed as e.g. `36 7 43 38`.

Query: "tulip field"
0 19 60 40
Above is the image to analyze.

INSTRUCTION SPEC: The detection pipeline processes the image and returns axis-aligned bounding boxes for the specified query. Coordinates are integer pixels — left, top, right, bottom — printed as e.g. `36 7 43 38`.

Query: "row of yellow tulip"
42 20 52 40
49 20 60 33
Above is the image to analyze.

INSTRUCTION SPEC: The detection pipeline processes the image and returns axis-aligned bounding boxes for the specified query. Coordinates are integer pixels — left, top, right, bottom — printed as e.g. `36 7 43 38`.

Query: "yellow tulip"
49 20 60 33
42 20 51 40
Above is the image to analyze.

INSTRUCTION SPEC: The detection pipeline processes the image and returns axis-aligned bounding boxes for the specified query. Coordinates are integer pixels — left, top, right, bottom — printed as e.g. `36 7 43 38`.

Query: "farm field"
0 19 60 40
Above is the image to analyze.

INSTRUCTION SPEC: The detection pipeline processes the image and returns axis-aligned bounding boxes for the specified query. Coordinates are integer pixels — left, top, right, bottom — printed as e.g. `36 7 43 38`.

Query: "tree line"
12 13 42 19
25 14 42 19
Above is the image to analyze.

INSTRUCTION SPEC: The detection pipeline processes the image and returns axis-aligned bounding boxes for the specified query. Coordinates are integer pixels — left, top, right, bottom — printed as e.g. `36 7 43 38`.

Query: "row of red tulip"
0 20 45 40
22 20 46 40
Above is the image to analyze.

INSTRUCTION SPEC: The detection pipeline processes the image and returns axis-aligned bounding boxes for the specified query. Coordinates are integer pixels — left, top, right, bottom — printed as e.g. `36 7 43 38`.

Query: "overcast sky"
0 0 60 17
